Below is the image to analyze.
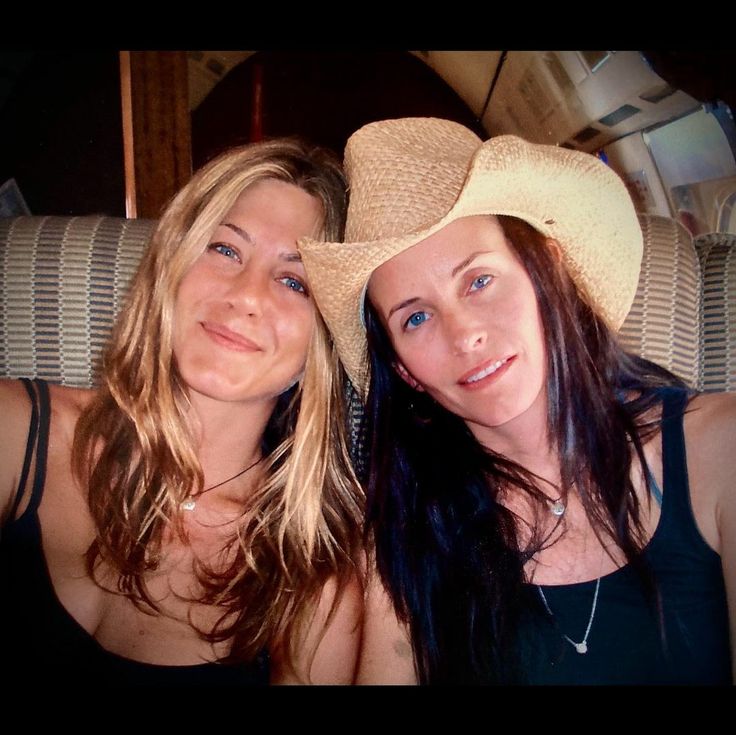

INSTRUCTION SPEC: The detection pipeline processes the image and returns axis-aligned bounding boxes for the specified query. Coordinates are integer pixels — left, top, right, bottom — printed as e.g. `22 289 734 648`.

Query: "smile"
200 321 262 352
460 356 513 385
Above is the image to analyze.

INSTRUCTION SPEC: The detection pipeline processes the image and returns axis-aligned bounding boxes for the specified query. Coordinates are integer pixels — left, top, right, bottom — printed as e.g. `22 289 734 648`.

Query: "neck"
465 386 568 514
468 385 555 469
187 391 276 492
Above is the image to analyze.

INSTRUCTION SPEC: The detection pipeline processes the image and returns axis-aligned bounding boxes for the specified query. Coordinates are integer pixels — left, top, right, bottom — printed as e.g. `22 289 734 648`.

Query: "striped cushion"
619 214 701 388
0 216 155 388
694 232 736 393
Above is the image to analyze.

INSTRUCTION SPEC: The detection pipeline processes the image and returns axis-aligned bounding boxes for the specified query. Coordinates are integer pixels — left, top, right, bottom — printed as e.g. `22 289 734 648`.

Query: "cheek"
518 294 548 378
172 288 200 350
174 267 207 318
278 306 316 358
524 293 546 347
392 336 441 386
504 278 543 338
172 284 192 345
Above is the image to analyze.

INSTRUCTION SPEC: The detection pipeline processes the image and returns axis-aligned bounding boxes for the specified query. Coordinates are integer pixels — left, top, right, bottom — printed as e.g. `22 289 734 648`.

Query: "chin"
187 368 303 406
489 392 546 428
180 364 245 401
455 385 542 426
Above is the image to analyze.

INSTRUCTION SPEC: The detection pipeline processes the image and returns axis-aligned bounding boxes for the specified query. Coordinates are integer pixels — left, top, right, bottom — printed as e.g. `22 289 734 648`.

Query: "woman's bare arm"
684 391 736 683
356 566 417 684
270 571 364 685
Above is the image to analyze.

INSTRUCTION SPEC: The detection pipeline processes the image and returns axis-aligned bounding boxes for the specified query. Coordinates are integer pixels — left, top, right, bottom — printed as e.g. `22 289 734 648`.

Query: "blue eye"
469 274 493 292
404 311 429 330
209 242 240 262
279 276 309 296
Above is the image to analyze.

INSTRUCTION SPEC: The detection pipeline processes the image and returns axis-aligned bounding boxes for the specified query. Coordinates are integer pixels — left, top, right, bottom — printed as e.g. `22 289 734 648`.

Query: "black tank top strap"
655 386 700 543
10 378 51 519
659 387 689 492
10 378 40 519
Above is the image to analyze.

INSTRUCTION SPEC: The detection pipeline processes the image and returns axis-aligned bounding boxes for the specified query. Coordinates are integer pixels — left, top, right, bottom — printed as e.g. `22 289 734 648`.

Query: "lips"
458 355 514 387
200 321 262 352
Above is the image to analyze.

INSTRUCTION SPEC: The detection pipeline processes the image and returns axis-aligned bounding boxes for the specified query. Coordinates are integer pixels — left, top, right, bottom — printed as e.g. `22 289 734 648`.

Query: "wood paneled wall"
120 51 192 219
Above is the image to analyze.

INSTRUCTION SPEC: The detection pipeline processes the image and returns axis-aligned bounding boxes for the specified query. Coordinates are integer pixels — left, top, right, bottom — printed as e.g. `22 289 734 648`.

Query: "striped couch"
1 214 734 394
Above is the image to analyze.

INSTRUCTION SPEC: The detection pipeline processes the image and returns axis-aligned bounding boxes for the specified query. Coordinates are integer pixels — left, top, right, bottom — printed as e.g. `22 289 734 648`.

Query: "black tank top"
0 378 269 686
518 387 731 685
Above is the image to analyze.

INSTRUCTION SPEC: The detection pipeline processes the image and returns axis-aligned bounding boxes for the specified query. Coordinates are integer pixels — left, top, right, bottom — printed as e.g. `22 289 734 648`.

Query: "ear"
545 238 564 264
392 361 426 392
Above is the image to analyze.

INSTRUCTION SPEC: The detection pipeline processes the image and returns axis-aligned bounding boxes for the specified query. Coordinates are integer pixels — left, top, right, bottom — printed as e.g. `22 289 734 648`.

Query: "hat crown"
344 118 482 241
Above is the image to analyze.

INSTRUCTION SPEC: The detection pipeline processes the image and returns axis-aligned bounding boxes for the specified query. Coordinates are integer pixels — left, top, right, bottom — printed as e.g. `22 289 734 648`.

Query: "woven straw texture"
0 216 155 387
694 232 736 393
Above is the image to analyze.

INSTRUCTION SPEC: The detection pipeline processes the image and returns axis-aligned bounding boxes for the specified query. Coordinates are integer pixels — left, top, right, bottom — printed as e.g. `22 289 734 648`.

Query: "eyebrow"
223 222 303 264
451 250 494 277
388 297 420 320
224 222 255 244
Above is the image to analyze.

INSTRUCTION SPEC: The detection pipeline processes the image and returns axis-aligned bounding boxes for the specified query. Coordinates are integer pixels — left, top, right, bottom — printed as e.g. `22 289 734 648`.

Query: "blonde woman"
0 139 364 685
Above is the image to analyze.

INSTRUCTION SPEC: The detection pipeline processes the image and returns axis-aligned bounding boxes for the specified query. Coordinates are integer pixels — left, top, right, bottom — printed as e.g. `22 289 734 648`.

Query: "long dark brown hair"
364 215 688 683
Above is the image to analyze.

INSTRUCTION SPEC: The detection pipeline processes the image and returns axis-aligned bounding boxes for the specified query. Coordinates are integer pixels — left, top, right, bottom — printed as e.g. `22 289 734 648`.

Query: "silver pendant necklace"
548 498 566 516
537 577 601 654
180 456 262 512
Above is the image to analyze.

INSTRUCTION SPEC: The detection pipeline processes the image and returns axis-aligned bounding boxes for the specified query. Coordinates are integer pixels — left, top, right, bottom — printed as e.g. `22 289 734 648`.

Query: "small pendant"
574 641 588 654
181 498 196 511
551 500 565 516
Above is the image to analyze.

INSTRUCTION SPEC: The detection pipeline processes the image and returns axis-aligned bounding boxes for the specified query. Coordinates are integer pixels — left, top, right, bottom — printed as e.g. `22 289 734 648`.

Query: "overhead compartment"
483 51 701 153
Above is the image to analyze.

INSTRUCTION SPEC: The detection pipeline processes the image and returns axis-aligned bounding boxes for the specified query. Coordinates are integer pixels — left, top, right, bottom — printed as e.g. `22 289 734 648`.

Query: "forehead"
221 178 324 240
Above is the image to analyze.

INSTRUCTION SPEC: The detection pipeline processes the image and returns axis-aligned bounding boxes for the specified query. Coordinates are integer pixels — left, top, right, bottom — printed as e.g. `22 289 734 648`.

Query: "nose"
445 311 486 355
226 266 269 317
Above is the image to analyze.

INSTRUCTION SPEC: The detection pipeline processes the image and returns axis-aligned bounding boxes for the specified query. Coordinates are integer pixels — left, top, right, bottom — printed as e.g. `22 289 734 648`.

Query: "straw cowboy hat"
299 117 642 398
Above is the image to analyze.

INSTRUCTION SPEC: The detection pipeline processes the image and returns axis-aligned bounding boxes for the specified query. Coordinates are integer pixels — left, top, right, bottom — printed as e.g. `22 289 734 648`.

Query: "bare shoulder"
0 379 94 521
47 382 95 443
0 379 93 420
683 391 736 457
0 377 33 421
356 564 417 685
0 378 34 442
682 391 736 553
0 379 35 520
48 381 95 413
271 567 365 685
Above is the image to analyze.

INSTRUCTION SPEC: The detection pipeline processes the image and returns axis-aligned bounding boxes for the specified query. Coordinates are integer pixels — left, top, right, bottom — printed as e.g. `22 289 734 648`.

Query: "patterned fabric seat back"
619 214 702 389
694 232 736 393
1 213 732 404
0 216 155 388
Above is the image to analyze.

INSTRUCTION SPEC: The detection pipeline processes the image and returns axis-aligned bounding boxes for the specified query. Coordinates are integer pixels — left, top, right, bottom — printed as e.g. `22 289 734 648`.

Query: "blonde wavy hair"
73 138 363 669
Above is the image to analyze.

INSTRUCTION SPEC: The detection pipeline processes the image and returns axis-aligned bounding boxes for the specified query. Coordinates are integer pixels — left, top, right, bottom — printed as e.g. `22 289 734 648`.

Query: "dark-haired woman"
299 117 734 684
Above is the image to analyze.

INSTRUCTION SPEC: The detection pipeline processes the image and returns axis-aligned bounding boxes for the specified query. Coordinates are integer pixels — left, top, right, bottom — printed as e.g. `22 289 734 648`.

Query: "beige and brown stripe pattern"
619 214 701 388
0 216 155 388
695 232 736 393
1 213 731 402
